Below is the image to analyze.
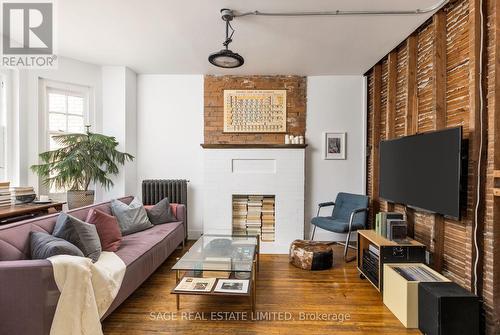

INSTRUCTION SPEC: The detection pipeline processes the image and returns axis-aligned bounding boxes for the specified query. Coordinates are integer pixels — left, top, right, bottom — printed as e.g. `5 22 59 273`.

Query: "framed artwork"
223 90 287 133
324 132 346 160
214 279 249 294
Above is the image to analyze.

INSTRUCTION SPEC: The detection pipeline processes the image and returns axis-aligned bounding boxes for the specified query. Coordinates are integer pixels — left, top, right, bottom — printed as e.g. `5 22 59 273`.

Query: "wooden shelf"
200 144 307 149
494 170 500 178
357 229 424 247
356 230 426 292
494 189 500 197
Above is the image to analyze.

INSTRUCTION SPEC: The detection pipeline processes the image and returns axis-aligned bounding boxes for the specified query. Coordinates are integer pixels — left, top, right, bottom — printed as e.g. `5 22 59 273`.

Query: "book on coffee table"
214 279 249 294
174 277 216 292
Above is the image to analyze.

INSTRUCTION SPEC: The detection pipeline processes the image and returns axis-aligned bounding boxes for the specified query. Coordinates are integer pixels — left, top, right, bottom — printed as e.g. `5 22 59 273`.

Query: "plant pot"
67 190 95 210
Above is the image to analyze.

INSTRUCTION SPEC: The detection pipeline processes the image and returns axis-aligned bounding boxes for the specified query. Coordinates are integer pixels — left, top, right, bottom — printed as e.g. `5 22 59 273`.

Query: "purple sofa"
0 196 186 335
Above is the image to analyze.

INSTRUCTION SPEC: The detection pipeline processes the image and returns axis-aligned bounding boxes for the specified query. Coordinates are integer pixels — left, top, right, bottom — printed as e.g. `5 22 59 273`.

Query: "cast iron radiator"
142 179 188 239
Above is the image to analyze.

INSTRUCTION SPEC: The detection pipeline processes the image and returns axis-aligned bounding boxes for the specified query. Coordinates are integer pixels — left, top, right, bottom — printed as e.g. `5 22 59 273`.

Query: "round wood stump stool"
289 240 333 271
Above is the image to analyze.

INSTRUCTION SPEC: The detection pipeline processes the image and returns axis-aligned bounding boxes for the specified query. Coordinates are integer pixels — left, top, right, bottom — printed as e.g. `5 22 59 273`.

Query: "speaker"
418 282 479 335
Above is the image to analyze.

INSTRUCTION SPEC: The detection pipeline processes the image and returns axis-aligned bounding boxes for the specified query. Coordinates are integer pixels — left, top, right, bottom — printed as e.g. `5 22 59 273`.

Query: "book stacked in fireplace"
261 197 275 241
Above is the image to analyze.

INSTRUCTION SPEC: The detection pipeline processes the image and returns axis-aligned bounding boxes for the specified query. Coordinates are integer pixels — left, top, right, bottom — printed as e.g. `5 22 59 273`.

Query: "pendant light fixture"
208 9 244 68
208 1 449 68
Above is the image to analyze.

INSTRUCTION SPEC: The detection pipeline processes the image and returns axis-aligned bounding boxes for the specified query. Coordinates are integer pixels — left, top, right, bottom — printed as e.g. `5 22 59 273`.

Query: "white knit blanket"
48 252 126 335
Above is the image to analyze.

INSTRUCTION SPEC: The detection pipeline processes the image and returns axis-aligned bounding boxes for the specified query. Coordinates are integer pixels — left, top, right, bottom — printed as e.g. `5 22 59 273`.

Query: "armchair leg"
311 225 317 240
343 230 356 263
343 231 350 260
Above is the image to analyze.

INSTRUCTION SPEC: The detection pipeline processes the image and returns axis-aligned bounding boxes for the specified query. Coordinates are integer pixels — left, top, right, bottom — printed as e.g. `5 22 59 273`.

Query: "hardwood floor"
103 243 421 335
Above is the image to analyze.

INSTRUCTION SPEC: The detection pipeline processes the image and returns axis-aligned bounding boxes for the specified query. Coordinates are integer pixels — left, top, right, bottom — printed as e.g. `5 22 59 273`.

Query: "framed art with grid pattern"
223 90 287 133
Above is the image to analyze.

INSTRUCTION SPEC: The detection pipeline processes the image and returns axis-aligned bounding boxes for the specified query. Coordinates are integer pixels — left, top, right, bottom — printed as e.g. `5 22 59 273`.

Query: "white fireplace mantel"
202 147 305 254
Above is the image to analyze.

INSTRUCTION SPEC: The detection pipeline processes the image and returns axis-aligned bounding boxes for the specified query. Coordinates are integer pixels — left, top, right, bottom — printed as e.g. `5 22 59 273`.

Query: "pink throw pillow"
86 208 122 252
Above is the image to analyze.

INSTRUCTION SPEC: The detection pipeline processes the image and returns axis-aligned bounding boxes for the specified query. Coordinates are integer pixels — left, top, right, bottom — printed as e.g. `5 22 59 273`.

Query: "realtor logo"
1 0 57 68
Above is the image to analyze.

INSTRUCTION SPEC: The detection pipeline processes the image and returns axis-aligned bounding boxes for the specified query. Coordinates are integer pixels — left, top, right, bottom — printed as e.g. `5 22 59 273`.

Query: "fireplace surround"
202 146 305 254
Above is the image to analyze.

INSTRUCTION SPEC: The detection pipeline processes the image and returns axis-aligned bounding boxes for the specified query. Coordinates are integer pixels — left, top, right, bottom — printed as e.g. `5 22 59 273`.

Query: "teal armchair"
311 192 369 262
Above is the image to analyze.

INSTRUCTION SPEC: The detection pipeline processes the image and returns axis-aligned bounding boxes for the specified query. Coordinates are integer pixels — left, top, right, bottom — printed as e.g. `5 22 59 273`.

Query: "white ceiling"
56 0 438 75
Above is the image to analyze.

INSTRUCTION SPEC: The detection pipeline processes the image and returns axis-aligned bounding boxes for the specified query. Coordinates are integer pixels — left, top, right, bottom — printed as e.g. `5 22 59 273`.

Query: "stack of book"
375 211 405 239
12 186 35 197
232 196 248 234
246 195 263 235
261 196 275 241
0 182 11 208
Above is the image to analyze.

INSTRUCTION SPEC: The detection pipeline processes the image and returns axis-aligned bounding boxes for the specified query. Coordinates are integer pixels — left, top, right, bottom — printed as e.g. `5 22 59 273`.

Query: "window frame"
39 79 93 197
46 87 87 144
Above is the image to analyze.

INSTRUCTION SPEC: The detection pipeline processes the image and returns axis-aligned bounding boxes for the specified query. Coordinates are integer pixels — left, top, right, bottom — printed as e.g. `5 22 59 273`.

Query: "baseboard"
187 230 203 240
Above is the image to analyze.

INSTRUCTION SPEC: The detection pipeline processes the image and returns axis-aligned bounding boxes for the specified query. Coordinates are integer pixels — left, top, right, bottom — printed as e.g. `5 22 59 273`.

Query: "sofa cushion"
103 220 184 319
86 209 122 252
111 198 153 236
145 197 176 225
30 232 84 259
52 213 102 262
115 222 182 266
0 196 133 261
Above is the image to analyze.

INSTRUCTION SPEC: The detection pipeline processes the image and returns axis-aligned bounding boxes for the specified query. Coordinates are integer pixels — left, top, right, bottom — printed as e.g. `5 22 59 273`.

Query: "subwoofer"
418 282 480 335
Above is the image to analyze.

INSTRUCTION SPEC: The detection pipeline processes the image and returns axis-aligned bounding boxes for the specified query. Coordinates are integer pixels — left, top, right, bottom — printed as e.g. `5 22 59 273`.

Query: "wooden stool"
289 240 333 271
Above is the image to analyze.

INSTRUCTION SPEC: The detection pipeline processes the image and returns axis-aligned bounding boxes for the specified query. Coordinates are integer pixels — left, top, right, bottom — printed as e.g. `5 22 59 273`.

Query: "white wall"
136 75 365 241
11 57 103 192
305 76 366 241
136 75 204 238
101 66 138 201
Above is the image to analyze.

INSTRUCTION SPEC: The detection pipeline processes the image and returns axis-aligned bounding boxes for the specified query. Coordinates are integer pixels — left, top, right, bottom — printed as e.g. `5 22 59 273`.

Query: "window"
47 89 86 150
42 80 91 195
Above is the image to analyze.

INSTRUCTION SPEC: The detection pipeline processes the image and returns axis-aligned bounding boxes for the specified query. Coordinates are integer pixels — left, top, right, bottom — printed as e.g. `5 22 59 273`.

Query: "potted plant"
31 126 134 209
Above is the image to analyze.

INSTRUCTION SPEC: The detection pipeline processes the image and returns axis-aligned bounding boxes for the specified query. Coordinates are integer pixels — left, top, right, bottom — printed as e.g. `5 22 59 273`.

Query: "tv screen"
379 127 463 219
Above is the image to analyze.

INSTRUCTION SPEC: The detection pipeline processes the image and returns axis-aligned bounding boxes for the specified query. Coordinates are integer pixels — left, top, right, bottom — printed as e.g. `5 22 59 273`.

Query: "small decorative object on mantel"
324 132 346 160
223 89 287 133
284 134 305 145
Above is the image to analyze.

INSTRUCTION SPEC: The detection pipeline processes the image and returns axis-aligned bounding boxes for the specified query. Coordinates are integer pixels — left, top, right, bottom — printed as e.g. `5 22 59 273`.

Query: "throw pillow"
110 197 153 235
86 208 123 252
145 197 177 225
30 231 84 259
52 212 102 262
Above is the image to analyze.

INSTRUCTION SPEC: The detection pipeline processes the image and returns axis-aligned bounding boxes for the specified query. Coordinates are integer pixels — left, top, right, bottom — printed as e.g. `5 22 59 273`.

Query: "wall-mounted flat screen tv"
379 127 464 219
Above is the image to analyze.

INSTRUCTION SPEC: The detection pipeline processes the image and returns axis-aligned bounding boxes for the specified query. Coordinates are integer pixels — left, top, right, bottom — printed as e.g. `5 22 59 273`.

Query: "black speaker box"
418 282 480 335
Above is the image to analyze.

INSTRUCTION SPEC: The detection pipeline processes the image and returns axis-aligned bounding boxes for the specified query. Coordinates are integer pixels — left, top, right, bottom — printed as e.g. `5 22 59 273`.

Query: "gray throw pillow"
52 213 102 262
30 231 84 259
145 197 176 225
111 197 153 235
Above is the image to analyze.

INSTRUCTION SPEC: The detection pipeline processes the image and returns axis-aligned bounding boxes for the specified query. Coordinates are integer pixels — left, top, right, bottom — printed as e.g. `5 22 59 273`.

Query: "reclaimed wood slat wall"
485 0 500 332
368 65 382 227
431 11 447 272
444 0 471 288
365 0 500 332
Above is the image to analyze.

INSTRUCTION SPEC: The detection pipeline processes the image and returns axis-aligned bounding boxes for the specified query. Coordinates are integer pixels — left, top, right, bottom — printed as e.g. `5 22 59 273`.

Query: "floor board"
103 243 421 335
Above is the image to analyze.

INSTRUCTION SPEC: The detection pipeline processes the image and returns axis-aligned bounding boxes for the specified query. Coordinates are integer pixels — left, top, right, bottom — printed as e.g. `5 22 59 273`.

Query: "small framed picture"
324 132 346 160
214 279 249 294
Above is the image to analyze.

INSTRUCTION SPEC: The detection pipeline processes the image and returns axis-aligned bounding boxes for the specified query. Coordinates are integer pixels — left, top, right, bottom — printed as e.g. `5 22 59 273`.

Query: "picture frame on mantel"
324 132 346 160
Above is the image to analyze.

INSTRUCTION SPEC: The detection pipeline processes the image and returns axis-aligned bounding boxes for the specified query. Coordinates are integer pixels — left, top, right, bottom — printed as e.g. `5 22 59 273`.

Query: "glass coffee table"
171 234 259 311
